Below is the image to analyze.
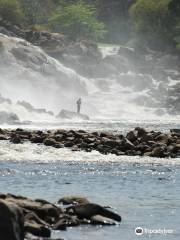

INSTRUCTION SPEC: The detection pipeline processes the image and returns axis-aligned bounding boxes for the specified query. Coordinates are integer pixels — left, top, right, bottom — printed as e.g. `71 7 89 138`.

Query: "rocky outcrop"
56 109 90 120
0 193 121 240
0 127 179 158
0 20 102 78
0 199 24 240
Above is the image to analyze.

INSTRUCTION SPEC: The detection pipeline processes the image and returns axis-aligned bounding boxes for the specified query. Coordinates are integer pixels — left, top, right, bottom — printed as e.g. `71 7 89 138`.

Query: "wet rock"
25 233 63 240
91 215 116 225
0 199 24 240
43 138 57 147
170 129 180 136
0 133 8 140
24 222 51 238
58 196 89 205
4 194 62 224
66 203 121 222
30 135 44 144
151 146 166 158
64 142 74 148
126 130 138 142
140 133 153 142
0 192 121 239
25 212 48 227
154 133 170 144
123 138 136 150
53 215 80 230
135 127 147 137
10 134 22 144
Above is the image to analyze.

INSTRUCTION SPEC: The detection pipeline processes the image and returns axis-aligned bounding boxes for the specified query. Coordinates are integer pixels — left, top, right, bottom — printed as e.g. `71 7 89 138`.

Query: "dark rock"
126 130 138 142
53 215 80 230
66 203 121 222
31 135 44 144
58 196 89 205
151 146 166 158
64 142 74 148
170 129 180 136
24 222 51 238
0 199 24 240
25 212 47 227
154 133 170 144
43 138 57 147
91 215 116 225
123 138 136 150
10 134 22 144
135 127 147 137
4 194 62 224
0 134 8 140
140 133 153 142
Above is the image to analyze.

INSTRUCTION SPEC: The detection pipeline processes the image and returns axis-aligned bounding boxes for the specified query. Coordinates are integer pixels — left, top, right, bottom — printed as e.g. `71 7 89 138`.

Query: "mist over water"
0 33 180 240
0 33 179 124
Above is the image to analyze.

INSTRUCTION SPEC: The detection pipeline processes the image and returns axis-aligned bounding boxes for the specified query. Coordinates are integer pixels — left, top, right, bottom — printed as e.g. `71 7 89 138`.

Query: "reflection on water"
0 159 179 240
0 120 179 239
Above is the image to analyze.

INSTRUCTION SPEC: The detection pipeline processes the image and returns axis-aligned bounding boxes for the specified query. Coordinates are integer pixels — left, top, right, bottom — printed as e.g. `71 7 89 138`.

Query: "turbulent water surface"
0 34 180 239
0 121 180 240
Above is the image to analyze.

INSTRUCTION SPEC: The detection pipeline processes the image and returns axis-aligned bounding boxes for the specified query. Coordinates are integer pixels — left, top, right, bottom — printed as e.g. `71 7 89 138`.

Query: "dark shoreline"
0 127 179 158
0 193 121 240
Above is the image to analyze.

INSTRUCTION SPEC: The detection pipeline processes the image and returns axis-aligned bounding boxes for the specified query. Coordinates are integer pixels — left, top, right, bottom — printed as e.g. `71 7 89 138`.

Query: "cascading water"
0 33 179 124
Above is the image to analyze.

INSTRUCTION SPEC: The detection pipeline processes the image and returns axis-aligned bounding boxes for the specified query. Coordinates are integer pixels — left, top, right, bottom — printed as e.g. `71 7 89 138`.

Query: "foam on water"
0 141 179 165
0 34 179 123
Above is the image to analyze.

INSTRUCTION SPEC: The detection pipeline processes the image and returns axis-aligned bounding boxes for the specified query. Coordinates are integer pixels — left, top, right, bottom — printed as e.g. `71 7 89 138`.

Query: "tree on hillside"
169 0 180 15
168 0 180 48
86 0 136 44
20 0 58 26
129 0 174 50
0 0 23 24
49 1 106 41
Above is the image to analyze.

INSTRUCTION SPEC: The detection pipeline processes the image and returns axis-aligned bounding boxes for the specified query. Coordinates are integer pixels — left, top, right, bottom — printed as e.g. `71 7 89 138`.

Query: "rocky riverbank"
0 127 180 158
0 193 121 240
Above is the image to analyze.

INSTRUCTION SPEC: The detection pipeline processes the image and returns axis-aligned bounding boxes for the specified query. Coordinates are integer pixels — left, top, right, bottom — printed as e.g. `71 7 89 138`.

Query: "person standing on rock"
76 98 82 114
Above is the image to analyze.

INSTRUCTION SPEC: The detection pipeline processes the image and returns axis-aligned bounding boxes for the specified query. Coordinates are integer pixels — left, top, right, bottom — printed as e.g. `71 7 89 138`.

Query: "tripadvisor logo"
135 227 144 236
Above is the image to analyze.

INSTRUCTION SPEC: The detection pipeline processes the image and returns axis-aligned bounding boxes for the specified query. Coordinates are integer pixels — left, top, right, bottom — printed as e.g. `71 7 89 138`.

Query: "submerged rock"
56 109 90 120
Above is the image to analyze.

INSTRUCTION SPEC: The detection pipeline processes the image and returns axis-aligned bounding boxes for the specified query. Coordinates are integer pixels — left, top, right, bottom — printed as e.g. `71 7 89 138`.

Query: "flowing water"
0 121 180 240
0 34 180 239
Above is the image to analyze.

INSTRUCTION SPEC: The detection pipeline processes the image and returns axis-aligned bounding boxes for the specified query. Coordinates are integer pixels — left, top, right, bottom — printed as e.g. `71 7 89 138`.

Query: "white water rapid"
0 33 179 124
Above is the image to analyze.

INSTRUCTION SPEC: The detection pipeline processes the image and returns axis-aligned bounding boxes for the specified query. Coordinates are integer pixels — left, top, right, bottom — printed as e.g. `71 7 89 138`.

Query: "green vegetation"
0 0 180 52
49 1 106 41
0 0 23 24
129 0 180 50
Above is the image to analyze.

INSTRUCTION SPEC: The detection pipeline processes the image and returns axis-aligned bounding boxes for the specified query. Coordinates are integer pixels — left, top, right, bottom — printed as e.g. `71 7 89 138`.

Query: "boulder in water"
0 199 24 240
56 109 89 120
66 203 121 222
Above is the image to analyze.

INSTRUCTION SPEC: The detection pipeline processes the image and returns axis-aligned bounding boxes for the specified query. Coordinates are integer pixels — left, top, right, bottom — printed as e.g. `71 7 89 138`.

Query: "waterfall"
0 33 179 123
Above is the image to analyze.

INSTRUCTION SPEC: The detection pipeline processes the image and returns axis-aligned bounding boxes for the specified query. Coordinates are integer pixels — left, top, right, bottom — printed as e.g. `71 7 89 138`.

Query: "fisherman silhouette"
76 98 82 114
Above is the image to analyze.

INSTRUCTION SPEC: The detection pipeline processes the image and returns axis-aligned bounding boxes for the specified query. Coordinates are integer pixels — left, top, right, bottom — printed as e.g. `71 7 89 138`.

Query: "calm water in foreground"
0 120 180 240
